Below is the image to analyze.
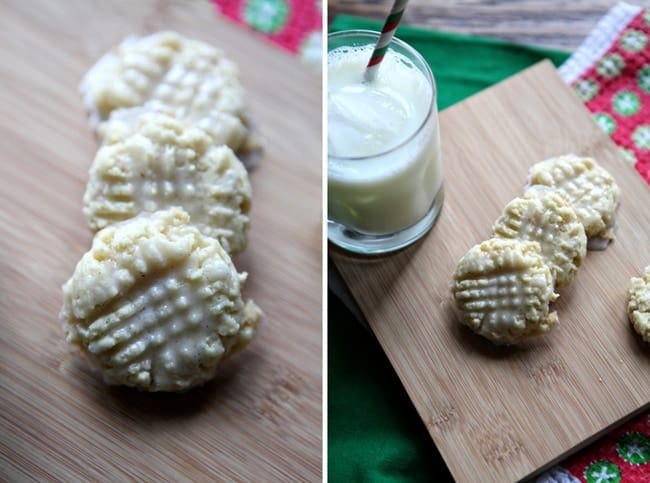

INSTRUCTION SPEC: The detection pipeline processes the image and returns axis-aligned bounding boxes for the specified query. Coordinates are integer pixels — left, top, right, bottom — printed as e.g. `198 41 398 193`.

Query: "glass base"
328 188 444 255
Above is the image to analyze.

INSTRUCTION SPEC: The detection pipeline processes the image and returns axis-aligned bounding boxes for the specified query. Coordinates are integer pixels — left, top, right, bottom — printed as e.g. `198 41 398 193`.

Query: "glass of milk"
328 30 444 254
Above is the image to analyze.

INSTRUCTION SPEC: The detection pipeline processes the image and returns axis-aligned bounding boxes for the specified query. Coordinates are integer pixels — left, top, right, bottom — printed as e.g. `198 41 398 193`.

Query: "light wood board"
0 1 321 480
332 61 650 482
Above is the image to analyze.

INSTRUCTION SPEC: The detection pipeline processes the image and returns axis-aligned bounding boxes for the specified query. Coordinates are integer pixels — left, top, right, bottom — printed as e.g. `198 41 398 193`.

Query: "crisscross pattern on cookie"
83 32 252 153
61 208 261 391
528 155 620 239
452 239 559 344
84 115 251 254
493 188 586 287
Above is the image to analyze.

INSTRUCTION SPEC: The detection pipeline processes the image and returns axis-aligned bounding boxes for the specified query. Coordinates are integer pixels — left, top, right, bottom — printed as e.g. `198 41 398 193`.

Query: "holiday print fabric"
568 7 650 184
213 0 321 62
539 412 649 482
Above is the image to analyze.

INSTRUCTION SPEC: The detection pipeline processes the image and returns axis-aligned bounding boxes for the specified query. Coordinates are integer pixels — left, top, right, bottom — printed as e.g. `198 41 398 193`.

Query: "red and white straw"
364 0 409 82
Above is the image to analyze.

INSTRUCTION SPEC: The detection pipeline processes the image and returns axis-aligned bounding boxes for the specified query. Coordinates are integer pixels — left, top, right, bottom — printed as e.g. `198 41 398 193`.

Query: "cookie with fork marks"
452 238 559 344
527 154 620 242
628 265 650 343
492 186 587 287
61 208 262 391
83 113 251 255
81 31 260 158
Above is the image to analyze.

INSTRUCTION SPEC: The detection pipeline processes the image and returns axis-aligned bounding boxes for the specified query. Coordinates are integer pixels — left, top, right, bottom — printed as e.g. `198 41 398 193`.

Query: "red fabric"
213 0 321 54
573 11 650 184
561 412 649 482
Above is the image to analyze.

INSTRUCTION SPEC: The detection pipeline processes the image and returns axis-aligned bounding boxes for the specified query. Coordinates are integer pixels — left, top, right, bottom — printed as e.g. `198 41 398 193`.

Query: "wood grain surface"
332 61 650 482
329 0 650 50
0 0 321 480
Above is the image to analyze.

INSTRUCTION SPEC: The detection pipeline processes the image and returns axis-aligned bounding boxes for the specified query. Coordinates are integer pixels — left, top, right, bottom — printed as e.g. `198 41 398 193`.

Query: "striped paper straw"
364 0 409 82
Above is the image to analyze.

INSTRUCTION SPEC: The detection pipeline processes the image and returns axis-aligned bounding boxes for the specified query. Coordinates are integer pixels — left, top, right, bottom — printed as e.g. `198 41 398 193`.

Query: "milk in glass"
328 41 442 239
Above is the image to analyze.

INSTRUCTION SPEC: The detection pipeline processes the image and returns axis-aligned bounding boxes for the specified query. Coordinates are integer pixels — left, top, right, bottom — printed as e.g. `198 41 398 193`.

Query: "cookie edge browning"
452 238 559 345
628 266 650 343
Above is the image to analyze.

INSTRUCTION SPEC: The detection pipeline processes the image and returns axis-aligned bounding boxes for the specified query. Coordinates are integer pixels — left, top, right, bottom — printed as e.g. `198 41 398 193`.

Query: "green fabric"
328 15 571 482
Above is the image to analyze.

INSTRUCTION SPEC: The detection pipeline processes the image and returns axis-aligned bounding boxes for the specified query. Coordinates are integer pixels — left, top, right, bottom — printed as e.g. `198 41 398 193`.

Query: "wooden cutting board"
332 61 650 482
0 0 321 480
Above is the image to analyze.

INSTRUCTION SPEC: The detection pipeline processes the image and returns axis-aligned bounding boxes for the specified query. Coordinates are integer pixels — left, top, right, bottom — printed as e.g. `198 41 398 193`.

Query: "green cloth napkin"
328 15 570 482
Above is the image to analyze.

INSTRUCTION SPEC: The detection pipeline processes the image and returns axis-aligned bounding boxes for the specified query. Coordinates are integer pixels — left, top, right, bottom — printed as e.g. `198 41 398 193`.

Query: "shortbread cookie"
492 187 587 287
81 31 259 156
528 155 620 241
61 208 262 391
628 265 650 343
83 114 251 255
452 238 559 344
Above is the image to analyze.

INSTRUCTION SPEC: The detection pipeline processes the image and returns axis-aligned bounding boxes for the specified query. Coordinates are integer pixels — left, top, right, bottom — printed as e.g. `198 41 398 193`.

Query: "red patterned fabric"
566 412 649 482
539 413 649 482
571 10 650 184
213 0 321 54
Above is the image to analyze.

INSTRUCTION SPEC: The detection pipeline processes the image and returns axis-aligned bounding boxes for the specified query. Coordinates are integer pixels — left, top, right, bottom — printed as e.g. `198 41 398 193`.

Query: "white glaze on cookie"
61 208 262 391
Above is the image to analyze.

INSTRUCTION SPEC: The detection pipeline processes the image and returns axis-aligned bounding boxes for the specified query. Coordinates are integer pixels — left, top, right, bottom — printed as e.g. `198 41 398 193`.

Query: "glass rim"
328 29 436 162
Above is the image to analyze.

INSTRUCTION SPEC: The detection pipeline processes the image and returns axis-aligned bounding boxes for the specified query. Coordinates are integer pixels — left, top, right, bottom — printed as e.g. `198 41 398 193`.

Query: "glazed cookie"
527 155 620 241
81 31 259 157
61 208 262 391
492 186 587 287
452 238 559 344
83 114 251 255
628 265 650 343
